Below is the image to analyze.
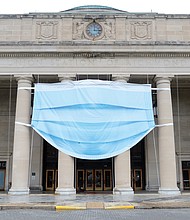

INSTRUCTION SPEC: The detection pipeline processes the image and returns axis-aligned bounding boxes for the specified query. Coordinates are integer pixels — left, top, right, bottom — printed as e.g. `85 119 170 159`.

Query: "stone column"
112 74 134 195
114 150 134 194
55 74 76 195
55 152 76 195
155 76 180 195
9 75 33 195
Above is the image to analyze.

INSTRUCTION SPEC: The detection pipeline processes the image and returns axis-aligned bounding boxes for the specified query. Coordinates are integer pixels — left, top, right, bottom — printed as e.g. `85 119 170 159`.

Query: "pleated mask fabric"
31 80 155 160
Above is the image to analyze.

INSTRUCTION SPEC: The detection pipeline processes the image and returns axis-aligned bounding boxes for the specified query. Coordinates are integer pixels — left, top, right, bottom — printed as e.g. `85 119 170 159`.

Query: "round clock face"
86 22 103 38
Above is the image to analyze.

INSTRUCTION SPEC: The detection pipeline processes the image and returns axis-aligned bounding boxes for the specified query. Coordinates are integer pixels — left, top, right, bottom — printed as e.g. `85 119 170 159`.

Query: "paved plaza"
0 192 190 210
1 209 190 220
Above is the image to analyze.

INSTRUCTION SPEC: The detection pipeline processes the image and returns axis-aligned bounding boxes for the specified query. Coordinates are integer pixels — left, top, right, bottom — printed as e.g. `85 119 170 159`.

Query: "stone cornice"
0 13 190 19
0 52 190 58
0 41 190 46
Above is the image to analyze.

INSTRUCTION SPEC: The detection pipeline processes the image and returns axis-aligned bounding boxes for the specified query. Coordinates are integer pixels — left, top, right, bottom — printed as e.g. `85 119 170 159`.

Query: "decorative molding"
0 41 189 46
130 21 152 40
36 21 58 40
73 19 116 40
0 52 190 58
73 52 115 58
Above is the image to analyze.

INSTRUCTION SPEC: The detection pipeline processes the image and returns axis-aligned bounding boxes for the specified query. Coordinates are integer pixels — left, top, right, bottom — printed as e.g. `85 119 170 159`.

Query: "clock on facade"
86 22 103 39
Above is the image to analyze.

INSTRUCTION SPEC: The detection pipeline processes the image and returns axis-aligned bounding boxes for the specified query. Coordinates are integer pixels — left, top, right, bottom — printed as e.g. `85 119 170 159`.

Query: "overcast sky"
0 0 190 14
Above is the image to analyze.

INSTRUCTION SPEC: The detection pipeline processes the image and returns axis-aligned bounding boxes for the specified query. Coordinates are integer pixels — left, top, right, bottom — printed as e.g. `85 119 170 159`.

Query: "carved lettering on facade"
36 21 58 40
130 21 152 40
73 20 115 40
1 57 189 69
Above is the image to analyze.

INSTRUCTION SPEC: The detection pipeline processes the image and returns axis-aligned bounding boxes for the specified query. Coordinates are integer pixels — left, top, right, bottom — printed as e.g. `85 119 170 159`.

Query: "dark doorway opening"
42 141 58 191
182 161 190 190
0 161 6 191
42 139 145 192
76 158 113 193
131 140 146 191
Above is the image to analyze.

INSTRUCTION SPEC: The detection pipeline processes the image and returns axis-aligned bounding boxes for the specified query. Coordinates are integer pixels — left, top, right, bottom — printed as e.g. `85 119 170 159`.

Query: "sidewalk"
0 192 190 210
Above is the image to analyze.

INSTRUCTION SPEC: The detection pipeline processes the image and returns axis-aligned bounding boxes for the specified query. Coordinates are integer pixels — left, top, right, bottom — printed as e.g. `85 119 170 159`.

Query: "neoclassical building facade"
0 5 190 195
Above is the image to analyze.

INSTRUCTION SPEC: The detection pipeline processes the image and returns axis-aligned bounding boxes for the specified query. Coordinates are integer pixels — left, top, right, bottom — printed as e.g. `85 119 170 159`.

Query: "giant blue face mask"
31 80 155 160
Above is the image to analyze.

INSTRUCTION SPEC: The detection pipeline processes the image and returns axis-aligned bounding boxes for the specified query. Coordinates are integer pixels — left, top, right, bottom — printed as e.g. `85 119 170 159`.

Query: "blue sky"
0 0 190 14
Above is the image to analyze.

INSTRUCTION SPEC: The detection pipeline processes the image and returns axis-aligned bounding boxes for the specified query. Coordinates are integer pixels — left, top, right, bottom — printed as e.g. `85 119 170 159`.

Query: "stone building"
0 5 190 195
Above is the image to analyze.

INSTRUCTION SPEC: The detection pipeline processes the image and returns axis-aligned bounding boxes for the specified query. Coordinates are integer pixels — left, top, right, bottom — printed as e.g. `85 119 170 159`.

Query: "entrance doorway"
0 170 5 191
43 141 58 191
182 161 190 190
0 161 6 191
76 158 113 192
131 169 143 190
46 169 58 191
131 140 145 191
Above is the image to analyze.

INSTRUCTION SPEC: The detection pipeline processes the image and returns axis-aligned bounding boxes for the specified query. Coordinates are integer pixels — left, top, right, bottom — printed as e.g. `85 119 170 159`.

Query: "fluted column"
55 74 76 195
9 75 33 195
155 76 180 195
112 74 134 195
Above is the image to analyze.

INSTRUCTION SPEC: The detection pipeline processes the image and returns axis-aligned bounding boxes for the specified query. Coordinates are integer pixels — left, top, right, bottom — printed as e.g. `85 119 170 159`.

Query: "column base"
146 185 159 192
158 187 181 195
55 188 76 195
8 187 30 195
113 187 134 195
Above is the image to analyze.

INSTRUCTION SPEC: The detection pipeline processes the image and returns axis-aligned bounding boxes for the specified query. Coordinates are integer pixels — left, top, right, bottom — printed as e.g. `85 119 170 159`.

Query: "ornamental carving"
36 21 58 40
72 20 115 40
104 22 115 40
73 21 85 40
130 21 152 40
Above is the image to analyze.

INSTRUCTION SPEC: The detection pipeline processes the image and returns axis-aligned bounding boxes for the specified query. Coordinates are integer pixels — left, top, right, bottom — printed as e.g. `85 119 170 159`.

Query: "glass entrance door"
76 158 112 192
86 169 103 191
86 170 93 191
77 169 111 192
183 169 190 189
95 170 103 191
77 170 85 192
46 169 58 191
104 169 112 190
132 169 143 190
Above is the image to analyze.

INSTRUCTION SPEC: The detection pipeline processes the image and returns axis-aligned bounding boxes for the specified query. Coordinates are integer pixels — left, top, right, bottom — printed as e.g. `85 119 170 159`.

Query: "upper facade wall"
0 13 190 43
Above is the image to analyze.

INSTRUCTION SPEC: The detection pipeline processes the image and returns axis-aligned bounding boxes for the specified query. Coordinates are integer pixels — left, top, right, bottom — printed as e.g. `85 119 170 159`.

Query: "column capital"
58 74 76 82
154 75 174 84
112 74 130 82
14 74 33 86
